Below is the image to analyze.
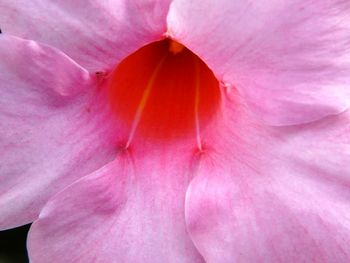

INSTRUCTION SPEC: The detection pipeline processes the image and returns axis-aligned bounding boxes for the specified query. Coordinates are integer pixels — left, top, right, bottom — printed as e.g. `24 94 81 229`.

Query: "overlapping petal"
167 0 350 125
28 145 204 263
0 35 119 229
0 0 172 72
185 90 350 262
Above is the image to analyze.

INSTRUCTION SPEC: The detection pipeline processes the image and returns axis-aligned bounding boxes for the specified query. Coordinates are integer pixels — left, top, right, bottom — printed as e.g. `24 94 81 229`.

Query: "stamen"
194 59 202 151
168 39 185 55
125 55 168 148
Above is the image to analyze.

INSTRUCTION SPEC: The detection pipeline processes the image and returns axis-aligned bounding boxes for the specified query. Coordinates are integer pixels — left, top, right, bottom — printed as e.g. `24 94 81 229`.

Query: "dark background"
0 224 30 263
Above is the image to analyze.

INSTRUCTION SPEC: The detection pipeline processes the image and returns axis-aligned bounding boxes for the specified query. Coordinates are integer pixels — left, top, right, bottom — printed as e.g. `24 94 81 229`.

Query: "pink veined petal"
0 35 120 230
0 0 172 72
28 145 204 263
185 90 350 262
167 0 350 125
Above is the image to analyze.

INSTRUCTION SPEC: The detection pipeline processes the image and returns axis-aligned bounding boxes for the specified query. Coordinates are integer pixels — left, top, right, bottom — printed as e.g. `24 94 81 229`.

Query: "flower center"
108 39 220 146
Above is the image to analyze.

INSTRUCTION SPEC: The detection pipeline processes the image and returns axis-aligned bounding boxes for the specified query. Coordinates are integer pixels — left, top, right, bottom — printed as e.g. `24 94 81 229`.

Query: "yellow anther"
169 39 185 55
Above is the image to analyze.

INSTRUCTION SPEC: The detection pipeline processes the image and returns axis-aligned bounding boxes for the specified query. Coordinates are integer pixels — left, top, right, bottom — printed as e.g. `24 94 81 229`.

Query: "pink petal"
28 146 204 263
0 35 119 229
167 0 350 125
185 90 350 262
0 0 172 72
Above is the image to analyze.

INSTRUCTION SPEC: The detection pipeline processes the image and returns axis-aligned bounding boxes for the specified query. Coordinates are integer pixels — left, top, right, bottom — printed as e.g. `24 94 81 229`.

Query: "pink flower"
1 1 350 262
